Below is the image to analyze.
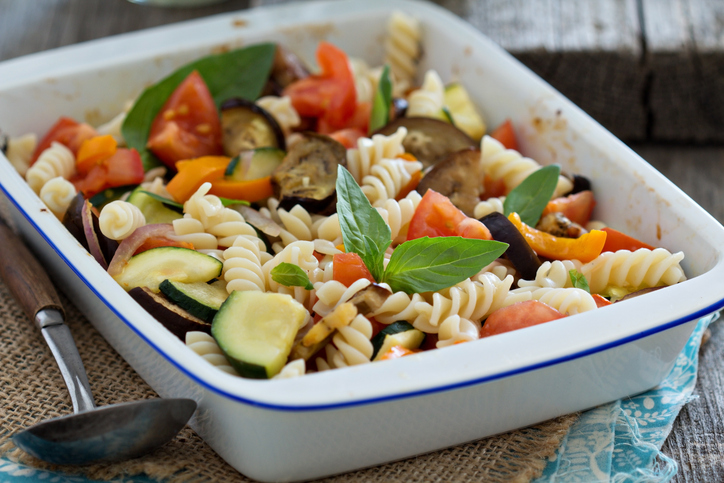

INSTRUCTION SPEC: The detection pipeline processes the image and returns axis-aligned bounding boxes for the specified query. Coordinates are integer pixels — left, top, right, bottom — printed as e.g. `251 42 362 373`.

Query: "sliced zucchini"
113 247 222 292
225 147 285 182
127 186 182 224
212 291 308 379
444 83 486 140
370 321 425 361
220 98 285 156
159 279 229 323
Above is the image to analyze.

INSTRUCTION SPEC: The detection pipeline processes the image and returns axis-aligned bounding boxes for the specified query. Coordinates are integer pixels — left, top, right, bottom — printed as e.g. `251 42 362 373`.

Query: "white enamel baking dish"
1 1 723 481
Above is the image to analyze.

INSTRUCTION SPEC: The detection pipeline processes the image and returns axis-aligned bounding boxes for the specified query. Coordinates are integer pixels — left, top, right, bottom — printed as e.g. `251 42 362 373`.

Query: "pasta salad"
2 11 687 380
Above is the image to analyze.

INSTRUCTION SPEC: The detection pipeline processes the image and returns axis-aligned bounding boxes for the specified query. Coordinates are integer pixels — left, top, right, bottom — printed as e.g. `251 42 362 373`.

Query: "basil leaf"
122 43 276 171
271 262 314 290
336 166 391 281
569 269 590 293
503 164 561 226
139 190 184 209
369 65 392 134
383 237 508 294
441 106 455 126
218 197 251 207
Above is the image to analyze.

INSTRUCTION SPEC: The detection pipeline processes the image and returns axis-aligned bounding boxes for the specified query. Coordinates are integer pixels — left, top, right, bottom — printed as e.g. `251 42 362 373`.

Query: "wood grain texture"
0 222 64 321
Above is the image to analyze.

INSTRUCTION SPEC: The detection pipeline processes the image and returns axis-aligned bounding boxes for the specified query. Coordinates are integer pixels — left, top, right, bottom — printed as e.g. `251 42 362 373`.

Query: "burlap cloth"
0 203 577 482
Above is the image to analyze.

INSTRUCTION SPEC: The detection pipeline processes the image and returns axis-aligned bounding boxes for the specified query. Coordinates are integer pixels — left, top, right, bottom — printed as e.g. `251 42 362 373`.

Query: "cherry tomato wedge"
407 190 491 241
542 190 596 226
72 148 144 198
333 252 375 287
146 71 223 170
601 227 655 252
480 300 565 338
31 117 97 164
328 128 366 149
490 119 519 151
592 294 613 308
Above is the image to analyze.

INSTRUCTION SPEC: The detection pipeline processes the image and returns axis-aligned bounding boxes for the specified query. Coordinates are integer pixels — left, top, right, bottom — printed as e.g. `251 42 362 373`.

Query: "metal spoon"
0 220 197 465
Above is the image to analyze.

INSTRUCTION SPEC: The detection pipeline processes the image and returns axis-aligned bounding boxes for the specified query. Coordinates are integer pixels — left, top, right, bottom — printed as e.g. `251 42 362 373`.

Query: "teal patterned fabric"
536 313 717 483
0 314 715 483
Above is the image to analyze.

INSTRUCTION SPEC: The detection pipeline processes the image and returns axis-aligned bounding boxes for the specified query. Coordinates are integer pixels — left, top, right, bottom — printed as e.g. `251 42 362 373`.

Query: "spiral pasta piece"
5 133 37 176
481 136 572 197
272 359 306 379
185 331 239 376
346 127 407 183
413 273 513 332
517 260 583 289
256 96 300 135
407 70 445 118
98 200 146 240
313 278 371 318
223 236 266 293
507 287 597 315
384 10 421 87
25 142 75 194
39 176 77 220
361 157 423 206
436 315 481 348
261 241 319 306
580 248 686 295
319 314 375 369
473 196 506 219
171 217 219 250
374 190 422 244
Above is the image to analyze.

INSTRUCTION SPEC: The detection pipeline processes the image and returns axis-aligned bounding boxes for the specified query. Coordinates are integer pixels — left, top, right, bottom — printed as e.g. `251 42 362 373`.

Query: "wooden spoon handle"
0 220 64 322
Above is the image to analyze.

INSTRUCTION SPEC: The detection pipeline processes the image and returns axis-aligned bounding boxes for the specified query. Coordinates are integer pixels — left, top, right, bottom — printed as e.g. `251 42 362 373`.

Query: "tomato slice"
480 300 565 338
146 71 223 170
72 148 144 198
328 128 366 149
76 135 118 175
490 119 519 151
31 117 98 164
407 190 491 241
333 252 375 287
283 42 357 133
601 227 655 252
542 190 596 226
592 294 613 308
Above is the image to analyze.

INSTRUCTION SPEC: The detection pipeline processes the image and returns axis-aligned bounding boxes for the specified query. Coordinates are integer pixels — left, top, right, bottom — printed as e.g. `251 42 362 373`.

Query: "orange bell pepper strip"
508 212 607 263
166 156 231 203
76 135 117 174
380 345 419 361
601 227 655 252
207 176 274 203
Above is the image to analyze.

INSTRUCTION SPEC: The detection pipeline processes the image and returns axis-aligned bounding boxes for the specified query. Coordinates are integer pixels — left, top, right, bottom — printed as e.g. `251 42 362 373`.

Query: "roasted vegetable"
220 98 285 156
415 148 483 216
536 212 587 238
62 193 89 250
271 132 346 213
268 44 311 93
129 287 211 341
347 283 393 315
374 117 476 169
480 211 541 280
570 174 592 195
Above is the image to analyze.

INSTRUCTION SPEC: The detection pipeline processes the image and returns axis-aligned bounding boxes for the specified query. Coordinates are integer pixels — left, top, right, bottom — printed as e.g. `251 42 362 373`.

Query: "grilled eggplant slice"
416 148 484 216
271 133 346 213
129 287 211 341
480 211 542 281
374 117 476 169
220 98 285 156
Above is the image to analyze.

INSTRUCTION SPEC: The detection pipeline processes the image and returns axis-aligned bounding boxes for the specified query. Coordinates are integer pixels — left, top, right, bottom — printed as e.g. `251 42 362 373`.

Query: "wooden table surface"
1 1 723 481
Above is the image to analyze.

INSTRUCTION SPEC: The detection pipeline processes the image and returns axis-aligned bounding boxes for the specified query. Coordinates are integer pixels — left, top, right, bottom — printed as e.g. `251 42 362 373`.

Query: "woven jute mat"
0 206 577 482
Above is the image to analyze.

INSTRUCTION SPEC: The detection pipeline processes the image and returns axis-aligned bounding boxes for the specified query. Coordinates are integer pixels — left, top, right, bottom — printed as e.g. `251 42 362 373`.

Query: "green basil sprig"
271 262 314 290
503 164 561 226
139 190 184 209
335 166 508 294
369 65 393 134
122 43 276 171
569 269 591 293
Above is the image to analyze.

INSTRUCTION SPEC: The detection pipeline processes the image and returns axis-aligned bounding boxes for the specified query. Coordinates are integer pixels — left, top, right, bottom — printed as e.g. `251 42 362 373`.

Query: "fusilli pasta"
223 236 267 293
506 287 597 315
99 200 146 240
406 70 445 119
39 176 77 220
185 331 239 376
256 96 300 135
26 142 75 194
436 315 481 348
346 127 407 183
361 157 423 206
517 260 582 289
384 10 421 88
5 133 37 177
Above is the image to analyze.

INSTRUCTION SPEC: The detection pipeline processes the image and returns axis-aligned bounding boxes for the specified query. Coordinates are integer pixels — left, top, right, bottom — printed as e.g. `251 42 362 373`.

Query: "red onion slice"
235 205 282 237
107 223 174 277
81 200 108 270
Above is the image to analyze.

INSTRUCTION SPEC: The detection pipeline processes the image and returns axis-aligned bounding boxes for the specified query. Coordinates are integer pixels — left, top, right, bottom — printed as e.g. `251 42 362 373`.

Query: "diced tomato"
146 71 223 170
542 190 596 226
313 251 326 263
483 174 507 199
333 252 375 287
72 148 144 198
368 317 386 339
283 42 357 133
380 345 419 361
407 190 491 241
480 300 565 338
76 135 118 175
134 237 194 255
601 227 655 253
31 117 98 164
592 294 612 308
328 128 366 149
490 119 519 151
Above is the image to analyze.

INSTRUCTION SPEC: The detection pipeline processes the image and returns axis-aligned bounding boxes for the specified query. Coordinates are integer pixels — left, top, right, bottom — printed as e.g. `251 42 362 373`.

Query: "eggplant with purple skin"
416 148 484 217
271 132 347 213
62 192 89 250
374 117 476 169
129 287 211 341
480 211 542 281
220 98 285 156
